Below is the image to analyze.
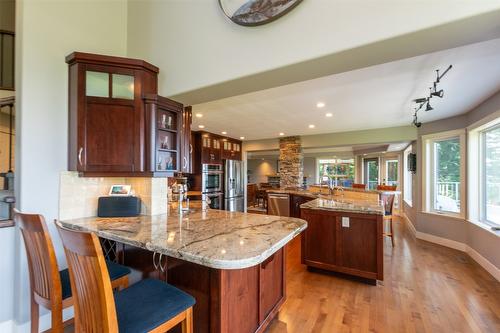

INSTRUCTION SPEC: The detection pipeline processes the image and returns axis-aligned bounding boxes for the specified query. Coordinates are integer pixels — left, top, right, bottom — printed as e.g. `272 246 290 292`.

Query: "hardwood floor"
267 216 500 333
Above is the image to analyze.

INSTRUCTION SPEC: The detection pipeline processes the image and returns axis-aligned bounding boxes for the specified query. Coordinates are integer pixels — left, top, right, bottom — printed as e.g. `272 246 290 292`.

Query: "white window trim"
403 146 413 207
422 129 466 219
468 111 500 228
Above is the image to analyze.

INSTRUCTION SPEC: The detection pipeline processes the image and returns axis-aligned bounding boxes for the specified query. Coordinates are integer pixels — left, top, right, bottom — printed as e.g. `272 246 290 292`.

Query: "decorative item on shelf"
411 65 452 128
219 0 303 26
161 136 170 150
108 185 132 196
166 156 174 170
160 114 173 130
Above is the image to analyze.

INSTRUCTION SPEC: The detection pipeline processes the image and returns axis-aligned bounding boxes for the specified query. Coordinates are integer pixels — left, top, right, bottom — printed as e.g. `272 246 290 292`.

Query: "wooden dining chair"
352 183 366 189
55 221 195 333
377 185 397 191
14 209 131 333
380 194 395 247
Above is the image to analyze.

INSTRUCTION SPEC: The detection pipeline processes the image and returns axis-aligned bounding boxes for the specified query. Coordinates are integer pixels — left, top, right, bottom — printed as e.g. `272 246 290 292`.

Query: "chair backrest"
55 221 118 332
14 209 62 305
380 193 395 215
352 183 366 189
377 185 397 191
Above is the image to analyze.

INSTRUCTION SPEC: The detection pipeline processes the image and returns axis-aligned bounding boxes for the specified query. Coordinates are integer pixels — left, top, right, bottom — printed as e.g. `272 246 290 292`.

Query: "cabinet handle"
189 144 193 154
152 252 159 270
78 147 83 166
183 156 188 169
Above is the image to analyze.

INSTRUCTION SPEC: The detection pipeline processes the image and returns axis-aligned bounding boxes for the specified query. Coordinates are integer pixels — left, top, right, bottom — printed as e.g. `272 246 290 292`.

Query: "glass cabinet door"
112 74 134 99
86 71 109 97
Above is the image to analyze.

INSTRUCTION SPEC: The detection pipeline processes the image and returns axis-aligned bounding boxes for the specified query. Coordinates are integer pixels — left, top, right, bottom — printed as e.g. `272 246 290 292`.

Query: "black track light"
425 101 433 111
431 89 444 98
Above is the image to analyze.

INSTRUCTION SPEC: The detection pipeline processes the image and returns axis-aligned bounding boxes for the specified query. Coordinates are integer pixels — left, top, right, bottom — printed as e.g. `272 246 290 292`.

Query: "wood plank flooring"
266 216 500 333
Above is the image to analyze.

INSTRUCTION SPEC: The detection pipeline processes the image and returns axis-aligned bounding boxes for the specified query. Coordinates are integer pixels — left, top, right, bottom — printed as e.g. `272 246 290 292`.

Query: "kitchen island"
60 206 307 333
300 197 385 283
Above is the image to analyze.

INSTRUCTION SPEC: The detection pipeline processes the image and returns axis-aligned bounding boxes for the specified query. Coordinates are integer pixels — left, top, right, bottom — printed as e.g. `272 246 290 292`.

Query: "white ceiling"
192 38 500 141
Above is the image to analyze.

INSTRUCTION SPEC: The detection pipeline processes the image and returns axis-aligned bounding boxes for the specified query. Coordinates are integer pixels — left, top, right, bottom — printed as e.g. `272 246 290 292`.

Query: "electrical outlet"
342 217 350 227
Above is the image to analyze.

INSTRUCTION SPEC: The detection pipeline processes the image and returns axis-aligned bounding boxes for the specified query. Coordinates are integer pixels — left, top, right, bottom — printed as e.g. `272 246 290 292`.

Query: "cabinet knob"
78 147 83 166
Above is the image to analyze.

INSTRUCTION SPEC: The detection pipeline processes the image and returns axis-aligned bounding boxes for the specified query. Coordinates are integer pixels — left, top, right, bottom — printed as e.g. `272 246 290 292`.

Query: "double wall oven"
201 164 223 209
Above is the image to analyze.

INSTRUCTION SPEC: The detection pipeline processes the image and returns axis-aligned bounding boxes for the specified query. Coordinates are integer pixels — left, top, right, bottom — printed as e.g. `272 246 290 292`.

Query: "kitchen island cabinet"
60 206 306 333
301 198 384 283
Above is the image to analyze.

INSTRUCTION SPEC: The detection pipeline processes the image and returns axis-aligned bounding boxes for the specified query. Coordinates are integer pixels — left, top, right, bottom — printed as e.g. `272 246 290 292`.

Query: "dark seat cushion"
115 279 196 333
60 260 131 299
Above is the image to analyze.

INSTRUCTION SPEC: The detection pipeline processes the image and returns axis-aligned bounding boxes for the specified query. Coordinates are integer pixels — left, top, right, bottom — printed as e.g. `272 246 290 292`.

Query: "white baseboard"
466 246 500 282
400 213 499 282
0 320 14 333
415 231 467 251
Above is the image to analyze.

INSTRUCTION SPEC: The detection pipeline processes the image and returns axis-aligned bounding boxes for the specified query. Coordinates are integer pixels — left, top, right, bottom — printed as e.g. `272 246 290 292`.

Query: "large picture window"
317 158 355 187
423 130 465 217
482 124 500 226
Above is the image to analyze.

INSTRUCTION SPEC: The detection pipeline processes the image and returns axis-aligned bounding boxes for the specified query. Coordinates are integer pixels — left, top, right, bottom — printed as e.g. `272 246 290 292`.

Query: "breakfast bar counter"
60 206 307 333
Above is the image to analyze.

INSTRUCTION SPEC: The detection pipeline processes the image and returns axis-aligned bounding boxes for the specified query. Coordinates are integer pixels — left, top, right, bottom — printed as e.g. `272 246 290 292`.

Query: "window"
423 130 465 217
482 124 500 226
403 146 413 206
385 159 399 187
363 158 379 190
317 158 355 187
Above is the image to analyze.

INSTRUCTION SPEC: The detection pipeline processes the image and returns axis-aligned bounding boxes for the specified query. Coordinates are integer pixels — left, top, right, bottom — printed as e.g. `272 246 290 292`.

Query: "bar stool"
55 221 195 333
14 210 131 333
352 183 366 189
380 193 395 247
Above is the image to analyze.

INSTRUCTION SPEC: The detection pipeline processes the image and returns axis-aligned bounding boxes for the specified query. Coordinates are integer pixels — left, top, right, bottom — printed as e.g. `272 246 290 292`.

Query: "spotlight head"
413 97 427 103
425 101 434 111
431 89 444 98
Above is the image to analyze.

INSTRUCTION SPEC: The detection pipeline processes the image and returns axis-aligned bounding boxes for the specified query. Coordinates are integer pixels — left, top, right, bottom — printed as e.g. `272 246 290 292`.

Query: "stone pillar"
279 136 303 188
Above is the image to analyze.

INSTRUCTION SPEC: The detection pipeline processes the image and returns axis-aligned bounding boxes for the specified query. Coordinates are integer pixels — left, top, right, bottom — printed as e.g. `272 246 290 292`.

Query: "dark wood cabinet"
143 94 183 175
289 194 315 218
301 208 383 282
67 52 188 177
119 243 285 333
222 138 242 160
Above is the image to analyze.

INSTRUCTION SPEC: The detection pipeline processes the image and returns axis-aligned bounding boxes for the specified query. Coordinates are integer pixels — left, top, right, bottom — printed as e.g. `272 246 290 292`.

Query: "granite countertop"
59 205 307 270
266 189 323 198
301 198 385 215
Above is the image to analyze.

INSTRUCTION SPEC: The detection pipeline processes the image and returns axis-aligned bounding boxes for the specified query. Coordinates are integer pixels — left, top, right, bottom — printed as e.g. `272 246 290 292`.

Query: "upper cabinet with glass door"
66 52 166 176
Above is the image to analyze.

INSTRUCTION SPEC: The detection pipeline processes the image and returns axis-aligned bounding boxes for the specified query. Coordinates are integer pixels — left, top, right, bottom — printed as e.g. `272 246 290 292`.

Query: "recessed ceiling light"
316 102 325 108
221 131 227 135
325 113 333 117
279 132 285 136
308 124 315 129
195 113 203 118
240 136 245 140
198 125 205 129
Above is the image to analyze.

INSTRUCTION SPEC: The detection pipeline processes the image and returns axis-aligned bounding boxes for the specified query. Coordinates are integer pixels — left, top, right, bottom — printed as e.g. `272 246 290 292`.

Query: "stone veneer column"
279 136 303 188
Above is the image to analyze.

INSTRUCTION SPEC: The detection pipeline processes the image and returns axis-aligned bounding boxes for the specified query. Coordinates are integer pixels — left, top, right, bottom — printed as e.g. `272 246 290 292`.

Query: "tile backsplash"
59 172 168 220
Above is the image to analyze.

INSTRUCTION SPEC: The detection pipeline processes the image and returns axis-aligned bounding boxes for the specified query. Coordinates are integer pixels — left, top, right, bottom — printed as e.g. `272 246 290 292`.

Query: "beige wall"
11 0 128 327
247 158 278 184
403 90 500 271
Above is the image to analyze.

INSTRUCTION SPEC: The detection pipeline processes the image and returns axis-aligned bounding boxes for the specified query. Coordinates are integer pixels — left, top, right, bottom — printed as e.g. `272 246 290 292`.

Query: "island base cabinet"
301 208 383 282
119 244 286 333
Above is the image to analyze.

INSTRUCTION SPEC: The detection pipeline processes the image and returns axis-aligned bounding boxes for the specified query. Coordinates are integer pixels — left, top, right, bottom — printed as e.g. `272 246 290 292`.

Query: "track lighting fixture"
425 101 433 111
411 65 452 127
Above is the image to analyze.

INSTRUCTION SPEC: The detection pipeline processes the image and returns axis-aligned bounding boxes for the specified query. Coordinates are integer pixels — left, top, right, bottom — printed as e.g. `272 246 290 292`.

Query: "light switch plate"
342 217 350 227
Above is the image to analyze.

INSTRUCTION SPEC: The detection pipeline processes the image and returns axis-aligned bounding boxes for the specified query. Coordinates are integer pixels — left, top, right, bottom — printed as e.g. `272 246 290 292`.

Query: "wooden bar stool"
14 210 131 333
352 183 366 189
380 194 395 247
55 221 195 333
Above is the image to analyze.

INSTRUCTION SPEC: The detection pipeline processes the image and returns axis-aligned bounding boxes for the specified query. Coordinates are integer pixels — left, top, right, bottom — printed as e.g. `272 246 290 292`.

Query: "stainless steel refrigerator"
224 160 244 212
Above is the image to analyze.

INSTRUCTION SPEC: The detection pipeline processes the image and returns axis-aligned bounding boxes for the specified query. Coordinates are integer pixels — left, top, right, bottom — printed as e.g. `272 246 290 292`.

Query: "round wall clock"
219 0 303 26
